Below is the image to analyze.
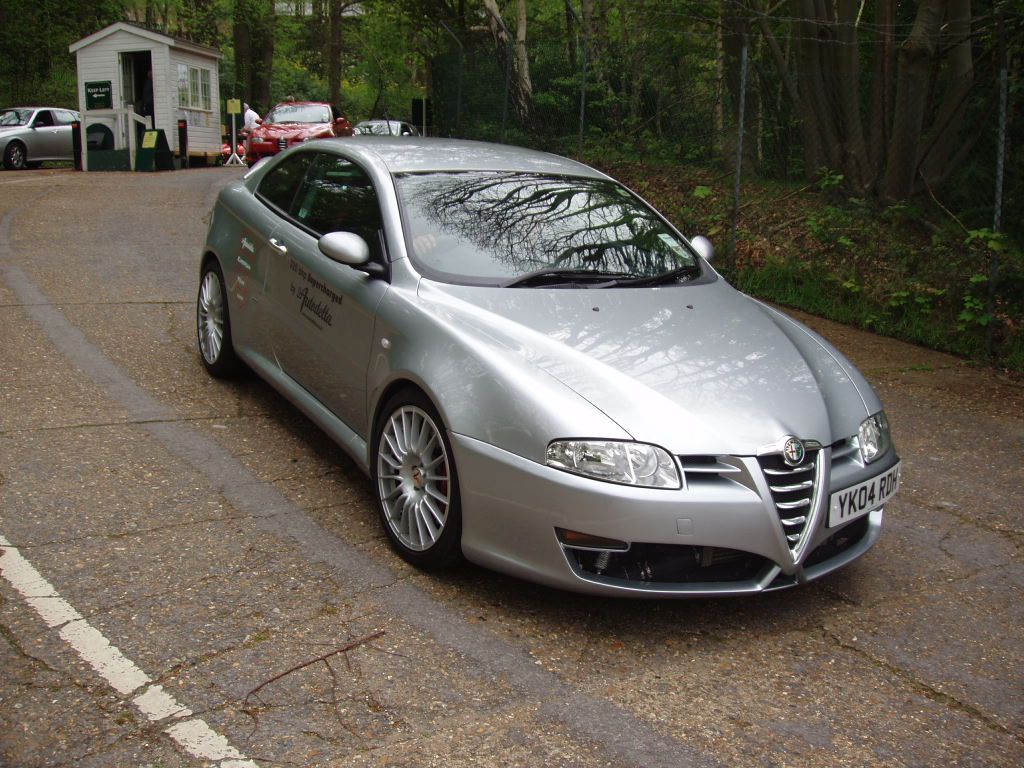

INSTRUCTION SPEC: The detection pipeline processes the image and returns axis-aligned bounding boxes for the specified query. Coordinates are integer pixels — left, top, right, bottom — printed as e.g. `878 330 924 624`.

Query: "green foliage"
817 167 845 192
0 0 124 106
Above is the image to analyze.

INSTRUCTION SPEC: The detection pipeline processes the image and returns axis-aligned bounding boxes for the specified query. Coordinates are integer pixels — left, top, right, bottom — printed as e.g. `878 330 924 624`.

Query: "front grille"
758 449 819 552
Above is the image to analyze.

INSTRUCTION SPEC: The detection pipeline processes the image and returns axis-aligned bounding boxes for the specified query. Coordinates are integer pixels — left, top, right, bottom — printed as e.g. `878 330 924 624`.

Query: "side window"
256 152 315 214
293 155 385 261
33 110 54 127
54 110 77 125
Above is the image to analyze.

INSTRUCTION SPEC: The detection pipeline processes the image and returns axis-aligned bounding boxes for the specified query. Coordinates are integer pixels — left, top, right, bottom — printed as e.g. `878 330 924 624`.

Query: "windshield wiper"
621 263 702 287
503 268 632 288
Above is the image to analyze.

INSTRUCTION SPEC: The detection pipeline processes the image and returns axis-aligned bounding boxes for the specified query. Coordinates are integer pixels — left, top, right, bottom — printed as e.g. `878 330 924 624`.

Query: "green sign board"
85 81 112 110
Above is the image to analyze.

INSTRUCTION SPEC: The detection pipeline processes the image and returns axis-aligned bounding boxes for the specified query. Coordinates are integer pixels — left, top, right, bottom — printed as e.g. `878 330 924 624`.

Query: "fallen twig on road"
242 629 386 707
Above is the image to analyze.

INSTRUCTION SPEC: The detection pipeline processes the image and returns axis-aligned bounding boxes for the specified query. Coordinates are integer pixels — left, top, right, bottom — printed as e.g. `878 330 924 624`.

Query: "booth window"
177 64 212 111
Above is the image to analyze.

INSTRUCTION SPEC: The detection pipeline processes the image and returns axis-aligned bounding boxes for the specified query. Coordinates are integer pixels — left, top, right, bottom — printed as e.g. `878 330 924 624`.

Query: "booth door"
119 51 153 128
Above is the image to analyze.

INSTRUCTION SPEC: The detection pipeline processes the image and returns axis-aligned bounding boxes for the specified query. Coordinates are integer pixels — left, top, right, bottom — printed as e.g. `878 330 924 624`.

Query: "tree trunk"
867 0 897 178
482 0 534 127
792 0 837 174
565 0 577 70
880 0 946 201
232 2 252 102
513 0 533 121
834 0 870 192
328 0 343 106
919 0 974 187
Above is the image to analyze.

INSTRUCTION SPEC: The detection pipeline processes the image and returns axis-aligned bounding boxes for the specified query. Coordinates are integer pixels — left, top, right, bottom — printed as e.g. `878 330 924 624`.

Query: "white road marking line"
0 535 257 767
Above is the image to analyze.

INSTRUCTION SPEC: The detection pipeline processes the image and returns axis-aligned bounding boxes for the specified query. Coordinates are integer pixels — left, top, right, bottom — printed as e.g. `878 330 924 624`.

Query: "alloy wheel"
197 269 225 364
377 405 451 551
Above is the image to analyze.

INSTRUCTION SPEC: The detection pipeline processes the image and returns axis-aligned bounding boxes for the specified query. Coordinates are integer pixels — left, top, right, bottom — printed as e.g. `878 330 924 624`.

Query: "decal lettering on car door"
287 257 342 328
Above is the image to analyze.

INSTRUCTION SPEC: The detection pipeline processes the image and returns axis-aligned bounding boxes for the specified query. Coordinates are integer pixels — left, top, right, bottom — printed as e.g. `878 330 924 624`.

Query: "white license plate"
828 462 901 527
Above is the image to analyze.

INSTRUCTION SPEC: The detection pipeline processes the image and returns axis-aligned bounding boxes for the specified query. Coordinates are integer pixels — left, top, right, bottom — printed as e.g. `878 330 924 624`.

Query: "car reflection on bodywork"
196 137 900 597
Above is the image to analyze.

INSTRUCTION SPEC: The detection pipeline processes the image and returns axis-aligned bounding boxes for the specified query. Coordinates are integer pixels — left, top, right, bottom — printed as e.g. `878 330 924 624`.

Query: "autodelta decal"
288 257 342 330
237 235 255 269
231 231 258 310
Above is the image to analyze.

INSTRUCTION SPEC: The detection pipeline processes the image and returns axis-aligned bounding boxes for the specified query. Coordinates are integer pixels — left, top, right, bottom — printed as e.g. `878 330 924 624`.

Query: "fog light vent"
556 528 629 551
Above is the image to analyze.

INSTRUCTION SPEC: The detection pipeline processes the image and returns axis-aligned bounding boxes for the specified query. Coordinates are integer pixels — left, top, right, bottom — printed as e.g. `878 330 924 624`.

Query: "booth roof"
69 21 223 59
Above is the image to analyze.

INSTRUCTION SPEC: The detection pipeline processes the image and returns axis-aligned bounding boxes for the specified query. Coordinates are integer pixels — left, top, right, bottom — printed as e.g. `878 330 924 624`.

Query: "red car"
245 101 353 162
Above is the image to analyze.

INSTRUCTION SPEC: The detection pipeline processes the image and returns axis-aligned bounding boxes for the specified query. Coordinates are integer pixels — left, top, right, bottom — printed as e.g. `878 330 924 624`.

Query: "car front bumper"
452 433 895 597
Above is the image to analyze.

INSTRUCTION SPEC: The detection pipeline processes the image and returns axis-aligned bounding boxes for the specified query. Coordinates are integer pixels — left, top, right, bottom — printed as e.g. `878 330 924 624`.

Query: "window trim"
177 63 213 112
254 150 390 273
254 150 318 222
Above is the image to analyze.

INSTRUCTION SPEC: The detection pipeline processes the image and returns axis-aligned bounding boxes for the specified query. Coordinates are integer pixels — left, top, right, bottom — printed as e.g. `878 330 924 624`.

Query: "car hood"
419 277 880 455
252 122 327 140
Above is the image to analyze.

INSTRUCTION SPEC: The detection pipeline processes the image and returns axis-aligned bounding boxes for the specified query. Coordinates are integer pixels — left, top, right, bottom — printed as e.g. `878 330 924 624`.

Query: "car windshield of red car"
264 104 331 125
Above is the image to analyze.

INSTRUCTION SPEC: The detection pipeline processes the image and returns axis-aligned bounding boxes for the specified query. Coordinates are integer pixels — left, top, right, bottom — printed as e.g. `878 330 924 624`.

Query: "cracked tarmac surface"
1 167 1022 767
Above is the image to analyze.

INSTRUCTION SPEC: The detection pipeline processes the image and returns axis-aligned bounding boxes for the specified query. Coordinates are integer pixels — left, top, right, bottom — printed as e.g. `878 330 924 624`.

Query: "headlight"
858 411 891 464
546 440 681 489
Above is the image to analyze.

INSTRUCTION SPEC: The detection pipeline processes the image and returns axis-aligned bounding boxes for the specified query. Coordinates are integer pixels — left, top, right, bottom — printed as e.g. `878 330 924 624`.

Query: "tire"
3 141 27 170
196 260 242 378
372 389 463 570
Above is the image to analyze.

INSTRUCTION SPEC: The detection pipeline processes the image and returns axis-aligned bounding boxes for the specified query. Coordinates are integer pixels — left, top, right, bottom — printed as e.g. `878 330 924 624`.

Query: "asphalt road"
1 167 1022 768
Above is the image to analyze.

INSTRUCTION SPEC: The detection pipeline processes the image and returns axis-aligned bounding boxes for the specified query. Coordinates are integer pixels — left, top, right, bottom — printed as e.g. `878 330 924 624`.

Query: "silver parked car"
196 137 900 597
0 107 81 169
354 119 419 136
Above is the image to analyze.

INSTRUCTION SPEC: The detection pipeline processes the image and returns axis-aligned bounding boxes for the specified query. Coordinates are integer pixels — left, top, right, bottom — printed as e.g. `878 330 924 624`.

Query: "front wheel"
3 141 27 170
372 390 463 570
196 260 242 377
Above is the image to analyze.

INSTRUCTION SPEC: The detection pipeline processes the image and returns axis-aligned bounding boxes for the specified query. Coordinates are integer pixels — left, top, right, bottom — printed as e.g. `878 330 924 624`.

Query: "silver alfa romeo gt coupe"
196 137 901 597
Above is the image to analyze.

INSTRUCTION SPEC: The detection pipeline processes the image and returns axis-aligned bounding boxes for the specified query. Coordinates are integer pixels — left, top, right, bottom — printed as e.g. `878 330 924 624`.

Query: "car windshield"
395 171 700 286
265 104 331 124
0 109 32 126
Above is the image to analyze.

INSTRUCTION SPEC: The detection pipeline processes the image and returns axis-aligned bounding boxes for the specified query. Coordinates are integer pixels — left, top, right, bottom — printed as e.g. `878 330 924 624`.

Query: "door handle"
269 237 288 255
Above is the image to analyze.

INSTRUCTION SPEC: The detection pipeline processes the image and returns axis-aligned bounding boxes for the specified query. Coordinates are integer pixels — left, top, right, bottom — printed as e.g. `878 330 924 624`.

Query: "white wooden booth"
70 22 223 169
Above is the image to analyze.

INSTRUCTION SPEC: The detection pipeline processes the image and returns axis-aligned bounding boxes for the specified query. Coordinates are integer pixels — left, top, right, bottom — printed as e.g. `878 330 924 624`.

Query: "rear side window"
256 152 315 213
292 154 385 261
54 110 78 125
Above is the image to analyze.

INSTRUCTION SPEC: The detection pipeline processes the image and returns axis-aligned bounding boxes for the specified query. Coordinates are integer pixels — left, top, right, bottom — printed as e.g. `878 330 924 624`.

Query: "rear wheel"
196 260 242 377
3 141 27 170
372 390 463 570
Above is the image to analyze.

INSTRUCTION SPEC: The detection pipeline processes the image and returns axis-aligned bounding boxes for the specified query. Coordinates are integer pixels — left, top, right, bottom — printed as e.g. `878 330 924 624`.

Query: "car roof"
323 137 608 179
269 101 330 108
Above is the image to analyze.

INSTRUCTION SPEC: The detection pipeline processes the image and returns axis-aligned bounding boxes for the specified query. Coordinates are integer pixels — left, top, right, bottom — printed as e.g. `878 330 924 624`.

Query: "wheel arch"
370 377 444 437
